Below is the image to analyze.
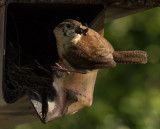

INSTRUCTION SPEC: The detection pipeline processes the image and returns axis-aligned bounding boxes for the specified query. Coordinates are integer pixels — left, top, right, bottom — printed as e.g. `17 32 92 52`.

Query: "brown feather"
113 51 147 64
54 19 148 71
63 28 116 69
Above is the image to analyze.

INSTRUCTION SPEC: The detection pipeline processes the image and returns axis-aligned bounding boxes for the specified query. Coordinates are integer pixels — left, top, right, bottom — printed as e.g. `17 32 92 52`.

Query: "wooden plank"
2 0 160 23
0 2 5 106
0 97 37 129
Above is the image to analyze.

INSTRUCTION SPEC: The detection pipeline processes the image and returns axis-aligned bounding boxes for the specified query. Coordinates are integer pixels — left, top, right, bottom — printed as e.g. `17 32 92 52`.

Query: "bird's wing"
63 28 116 69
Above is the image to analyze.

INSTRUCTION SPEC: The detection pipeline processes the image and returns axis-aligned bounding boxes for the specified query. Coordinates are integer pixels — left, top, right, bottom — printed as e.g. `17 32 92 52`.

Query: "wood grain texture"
0 4 5 106
0 96 37 129
4 0 160 5
2 0 160 22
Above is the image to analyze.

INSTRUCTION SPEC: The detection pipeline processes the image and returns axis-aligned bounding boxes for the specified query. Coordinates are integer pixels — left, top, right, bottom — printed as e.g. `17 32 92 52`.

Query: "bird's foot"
52 63 82 74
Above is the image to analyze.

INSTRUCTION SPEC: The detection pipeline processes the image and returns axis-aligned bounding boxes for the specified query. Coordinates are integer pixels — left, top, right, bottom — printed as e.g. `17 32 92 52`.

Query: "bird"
25 19 148 123
53 19 147 73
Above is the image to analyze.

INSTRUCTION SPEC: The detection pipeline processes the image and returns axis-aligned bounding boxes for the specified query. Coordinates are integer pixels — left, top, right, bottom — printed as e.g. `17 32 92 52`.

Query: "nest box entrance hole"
6 3 104 72
4 3 104 102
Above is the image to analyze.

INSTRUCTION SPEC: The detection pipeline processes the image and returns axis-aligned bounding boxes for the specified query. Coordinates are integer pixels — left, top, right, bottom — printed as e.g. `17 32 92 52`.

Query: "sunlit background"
10 7 160 129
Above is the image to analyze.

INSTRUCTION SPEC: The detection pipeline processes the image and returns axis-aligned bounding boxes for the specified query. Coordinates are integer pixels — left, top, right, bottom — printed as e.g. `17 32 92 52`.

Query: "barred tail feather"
113 51 147 64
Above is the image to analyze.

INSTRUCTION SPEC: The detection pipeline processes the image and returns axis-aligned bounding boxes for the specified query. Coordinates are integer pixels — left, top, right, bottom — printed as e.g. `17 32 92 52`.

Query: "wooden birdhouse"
0 0 159 128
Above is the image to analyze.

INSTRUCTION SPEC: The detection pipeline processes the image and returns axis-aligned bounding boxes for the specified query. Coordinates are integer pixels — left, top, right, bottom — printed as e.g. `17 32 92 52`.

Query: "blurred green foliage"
10 7 160 129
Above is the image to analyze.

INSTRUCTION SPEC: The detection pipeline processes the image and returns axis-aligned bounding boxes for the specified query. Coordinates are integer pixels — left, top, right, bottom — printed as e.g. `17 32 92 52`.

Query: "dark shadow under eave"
6 3 104 71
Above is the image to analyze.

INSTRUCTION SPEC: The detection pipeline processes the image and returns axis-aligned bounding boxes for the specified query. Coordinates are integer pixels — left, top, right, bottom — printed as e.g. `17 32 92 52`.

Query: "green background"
10 7 160 129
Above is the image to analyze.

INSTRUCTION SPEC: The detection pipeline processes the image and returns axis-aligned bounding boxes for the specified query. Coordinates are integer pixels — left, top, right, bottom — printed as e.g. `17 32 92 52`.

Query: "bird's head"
53 19 88 40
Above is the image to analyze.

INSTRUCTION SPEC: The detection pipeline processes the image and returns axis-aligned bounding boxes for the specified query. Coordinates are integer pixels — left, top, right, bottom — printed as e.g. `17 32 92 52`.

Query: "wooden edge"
2 0 160 23
104 5 154 23
0 3 6 106
0 96 37 129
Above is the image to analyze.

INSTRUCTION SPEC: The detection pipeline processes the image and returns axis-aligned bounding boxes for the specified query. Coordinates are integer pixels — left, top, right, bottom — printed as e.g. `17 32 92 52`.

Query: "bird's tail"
113 51 147 64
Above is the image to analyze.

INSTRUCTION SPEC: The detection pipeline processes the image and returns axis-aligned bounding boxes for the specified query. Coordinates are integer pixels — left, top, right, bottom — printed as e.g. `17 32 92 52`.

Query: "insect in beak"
75 26 88 36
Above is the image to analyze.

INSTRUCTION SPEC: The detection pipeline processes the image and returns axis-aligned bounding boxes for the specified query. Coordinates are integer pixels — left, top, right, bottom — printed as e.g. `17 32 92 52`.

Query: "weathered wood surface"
1 0 159 5
0 0 159 128
0 97 38 128
0 0 160 22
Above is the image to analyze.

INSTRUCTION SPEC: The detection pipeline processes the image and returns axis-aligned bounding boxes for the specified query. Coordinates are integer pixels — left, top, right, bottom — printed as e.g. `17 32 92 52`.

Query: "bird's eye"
66 24 71 28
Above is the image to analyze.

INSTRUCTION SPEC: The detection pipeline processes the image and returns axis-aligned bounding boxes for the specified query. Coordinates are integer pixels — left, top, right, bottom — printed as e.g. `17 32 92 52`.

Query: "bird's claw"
52 63 82 74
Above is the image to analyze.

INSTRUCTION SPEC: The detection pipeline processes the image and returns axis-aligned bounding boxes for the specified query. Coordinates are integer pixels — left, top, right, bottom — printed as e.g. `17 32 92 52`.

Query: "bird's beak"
75 26 88 36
